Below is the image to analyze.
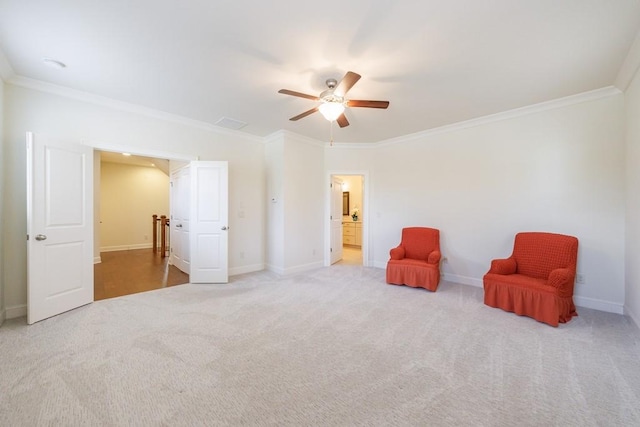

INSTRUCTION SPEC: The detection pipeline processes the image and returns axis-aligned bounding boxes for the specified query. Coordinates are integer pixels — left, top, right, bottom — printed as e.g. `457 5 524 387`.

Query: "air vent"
215 117 248 130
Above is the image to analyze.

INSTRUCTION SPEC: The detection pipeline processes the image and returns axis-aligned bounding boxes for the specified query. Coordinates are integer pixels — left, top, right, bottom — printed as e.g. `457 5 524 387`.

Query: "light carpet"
1 266 639 426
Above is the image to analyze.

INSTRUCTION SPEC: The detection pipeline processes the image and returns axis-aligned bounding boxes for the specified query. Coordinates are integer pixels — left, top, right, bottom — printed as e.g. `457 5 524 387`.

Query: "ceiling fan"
278 71 389 128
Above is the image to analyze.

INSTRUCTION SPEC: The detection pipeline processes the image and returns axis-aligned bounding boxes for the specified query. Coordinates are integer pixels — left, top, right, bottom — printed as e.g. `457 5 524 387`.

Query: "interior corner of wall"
624 303 640 329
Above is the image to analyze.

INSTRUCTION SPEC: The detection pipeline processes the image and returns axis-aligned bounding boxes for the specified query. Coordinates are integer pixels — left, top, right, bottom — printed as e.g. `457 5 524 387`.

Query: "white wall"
327 93 627 313
264 131 324 274
283 132 324 273
100 162 169 251
2 84 265 315
264 136 284 272
0 79 5 325
625 65 640 326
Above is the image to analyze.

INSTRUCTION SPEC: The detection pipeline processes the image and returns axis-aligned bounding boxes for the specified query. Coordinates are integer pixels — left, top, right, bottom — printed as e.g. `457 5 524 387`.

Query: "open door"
27 132 94 324
170 161 229 283
189 161 229 283
330 176 343 264
170 165 191 274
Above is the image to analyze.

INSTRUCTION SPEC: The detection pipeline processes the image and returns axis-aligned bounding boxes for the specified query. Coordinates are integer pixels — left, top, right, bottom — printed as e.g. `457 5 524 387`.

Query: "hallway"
337 246 362 266
94 249 189 300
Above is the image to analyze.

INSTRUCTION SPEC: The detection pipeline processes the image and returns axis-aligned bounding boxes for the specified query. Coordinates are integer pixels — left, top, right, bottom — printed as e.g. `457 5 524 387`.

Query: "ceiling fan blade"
347 100 390 109
334 71 361 97
336 113 349 128
289 107 319 121
278 89 319 101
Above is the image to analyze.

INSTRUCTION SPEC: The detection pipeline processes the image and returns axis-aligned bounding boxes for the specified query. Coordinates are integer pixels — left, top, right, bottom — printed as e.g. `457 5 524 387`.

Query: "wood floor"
94 249 189 301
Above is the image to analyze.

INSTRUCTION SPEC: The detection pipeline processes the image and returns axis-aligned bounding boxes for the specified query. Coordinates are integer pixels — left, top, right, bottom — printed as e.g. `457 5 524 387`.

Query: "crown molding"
6 75 264 144
0 47 16 81
615 28 640 92
329 142 377 149
377 86 622 147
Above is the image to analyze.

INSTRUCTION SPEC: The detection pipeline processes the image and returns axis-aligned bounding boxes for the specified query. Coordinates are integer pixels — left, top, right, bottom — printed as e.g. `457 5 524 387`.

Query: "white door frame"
325 170 369 267
329 175 344 264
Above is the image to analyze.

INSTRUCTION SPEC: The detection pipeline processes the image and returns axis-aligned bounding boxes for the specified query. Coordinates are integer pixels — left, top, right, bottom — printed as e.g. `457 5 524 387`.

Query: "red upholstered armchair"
386 227 441 291
483 232 578 327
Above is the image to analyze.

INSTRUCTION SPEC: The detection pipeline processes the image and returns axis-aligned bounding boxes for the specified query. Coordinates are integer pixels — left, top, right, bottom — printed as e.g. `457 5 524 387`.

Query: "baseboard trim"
229 263 264 276
94 256 102 264
265 261 323 276
6 304 27 319
265 263 285 275
573 295 624 314
100 243 153 252
283 261 323 276
376 266 624 315
373 261 386 269
442 273 483 288
624 304 640 330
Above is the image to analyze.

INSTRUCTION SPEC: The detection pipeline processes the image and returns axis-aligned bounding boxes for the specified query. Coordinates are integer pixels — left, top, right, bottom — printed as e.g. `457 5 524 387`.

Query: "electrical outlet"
144 234 148 240
240 251 245 259
576 274 585 284
442 257 448 264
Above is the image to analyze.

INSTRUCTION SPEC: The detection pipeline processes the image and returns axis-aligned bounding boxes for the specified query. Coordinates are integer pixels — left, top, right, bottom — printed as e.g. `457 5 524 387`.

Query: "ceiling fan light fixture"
319 101 345 122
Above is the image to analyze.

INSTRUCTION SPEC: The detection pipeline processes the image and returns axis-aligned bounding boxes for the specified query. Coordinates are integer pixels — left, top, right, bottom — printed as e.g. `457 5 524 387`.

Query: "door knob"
35 234 47 241
221 226 228 231
176 224 183 228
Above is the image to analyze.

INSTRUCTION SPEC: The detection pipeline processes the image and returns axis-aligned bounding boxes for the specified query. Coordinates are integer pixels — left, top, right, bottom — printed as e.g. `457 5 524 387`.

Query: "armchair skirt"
483 273 577 327
387 259 440 291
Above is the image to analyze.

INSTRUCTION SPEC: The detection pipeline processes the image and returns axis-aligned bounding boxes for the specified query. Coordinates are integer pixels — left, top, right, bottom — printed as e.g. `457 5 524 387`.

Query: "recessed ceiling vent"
215 117 248 130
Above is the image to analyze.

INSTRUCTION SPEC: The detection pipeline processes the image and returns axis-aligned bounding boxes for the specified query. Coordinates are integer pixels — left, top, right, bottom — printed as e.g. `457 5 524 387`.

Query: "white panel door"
189 161 228 283
330 176 343 264
170 166 190 274
27 132 93 324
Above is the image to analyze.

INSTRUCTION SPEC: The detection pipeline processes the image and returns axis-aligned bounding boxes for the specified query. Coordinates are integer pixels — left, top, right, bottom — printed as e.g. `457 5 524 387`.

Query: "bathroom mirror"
343 192 349 216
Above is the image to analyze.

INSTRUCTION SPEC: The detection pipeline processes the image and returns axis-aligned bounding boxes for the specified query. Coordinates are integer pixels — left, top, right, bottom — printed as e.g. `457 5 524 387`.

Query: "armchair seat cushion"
485 273 549 293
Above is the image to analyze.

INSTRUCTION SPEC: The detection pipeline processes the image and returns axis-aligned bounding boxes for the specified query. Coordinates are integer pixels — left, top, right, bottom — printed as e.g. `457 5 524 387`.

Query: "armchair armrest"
488 258 516 275
547 268 574 294
428 250 441 264
390 246 405 260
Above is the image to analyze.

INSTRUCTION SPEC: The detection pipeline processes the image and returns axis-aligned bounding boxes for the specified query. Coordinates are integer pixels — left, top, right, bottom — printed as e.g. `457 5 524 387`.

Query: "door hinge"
330 183 333 188
27 234 29 241
330 248 333 252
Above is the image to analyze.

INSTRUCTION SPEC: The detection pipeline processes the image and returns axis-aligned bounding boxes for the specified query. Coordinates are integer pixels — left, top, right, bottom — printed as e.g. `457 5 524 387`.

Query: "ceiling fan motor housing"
321 79 344 104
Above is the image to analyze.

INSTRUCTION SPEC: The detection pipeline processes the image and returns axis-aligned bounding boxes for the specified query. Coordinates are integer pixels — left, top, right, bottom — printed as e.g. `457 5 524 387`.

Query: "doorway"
94 150 189 300
327 172 368 267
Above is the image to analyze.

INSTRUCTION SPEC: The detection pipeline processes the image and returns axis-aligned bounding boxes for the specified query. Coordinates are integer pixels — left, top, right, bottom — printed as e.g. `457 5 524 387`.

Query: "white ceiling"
1 0 639 143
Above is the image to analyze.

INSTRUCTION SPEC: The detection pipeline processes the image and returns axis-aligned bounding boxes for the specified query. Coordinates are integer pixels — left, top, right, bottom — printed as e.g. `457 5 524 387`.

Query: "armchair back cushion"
402 227 440 261
512 233 578 280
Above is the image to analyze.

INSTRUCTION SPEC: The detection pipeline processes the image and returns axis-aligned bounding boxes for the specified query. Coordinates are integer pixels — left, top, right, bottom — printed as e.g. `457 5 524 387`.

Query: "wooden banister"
152 214 170 257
